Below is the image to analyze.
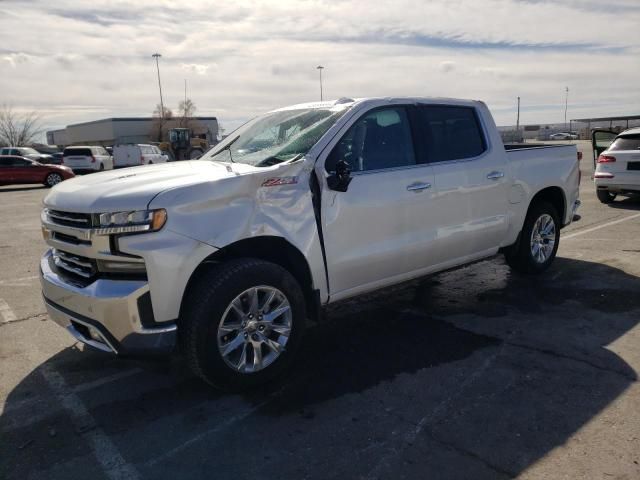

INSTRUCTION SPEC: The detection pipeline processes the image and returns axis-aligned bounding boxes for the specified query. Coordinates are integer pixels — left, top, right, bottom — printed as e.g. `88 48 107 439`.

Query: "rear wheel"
505 201 560 274
181 259 306 390
44 173 63 187
596 189 616 204
99 163 104 171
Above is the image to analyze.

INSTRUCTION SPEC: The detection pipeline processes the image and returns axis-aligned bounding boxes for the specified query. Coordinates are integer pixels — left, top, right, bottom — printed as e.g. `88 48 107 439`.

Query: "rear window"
63 147 92 156
416 106 486 162
609 134 640 151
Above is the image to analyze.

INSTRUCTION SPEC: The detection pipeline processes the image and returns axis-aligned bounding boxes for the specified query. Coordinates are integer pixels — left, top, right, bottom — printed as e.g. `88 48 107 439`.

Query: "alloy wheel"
216 286 292 373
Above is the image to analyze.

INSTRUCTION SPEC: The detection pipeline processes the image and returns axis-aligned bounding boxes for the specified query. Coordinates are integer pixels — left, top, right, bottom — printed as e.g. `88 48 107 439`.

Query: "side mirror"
327 159 352 192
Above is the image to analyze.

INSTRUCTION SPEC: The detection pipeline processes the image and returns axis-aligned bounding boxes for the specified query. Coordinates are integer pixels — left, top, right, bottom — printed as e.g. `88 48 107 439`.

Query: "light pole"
564 86 569 131
152 53 165 120
516 96 521 141
316 65 324 101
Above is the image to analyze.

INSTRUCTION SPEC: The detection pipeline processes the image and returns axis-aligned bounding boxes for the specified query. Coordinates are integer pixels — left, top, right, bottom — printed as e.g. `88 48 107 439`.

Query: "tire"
180 258 306 390
99 163 105 171
596 189 616 204
504 201 560 274
45 173 63 188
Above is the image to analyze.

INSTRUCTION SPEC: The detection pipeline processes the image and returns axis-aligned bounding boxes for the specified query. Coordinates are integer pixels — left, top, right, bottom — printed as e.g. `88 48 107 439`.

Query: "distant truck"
113 144 168 168
40 97 581 389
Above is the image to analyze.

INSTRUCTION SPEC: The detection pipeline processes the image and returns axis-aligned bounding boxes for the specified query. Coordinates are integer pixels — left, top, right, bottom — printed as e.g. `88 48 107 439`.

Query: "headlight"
93 209 167 235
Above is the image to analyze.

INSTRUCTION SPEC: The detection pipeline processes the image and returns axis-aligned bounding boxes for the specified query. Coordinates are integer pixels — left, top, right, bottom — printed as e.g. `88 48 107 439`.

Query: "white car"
40 97 580 389
113 144 168 168
62 146 113 172
549 132 578 140
594 127 640 203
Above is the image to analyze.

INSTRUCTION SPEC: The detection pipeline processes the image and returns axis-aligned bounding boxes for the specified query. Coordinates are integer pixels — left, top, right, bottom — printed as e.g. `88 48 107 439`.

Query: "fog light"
97 260 146 274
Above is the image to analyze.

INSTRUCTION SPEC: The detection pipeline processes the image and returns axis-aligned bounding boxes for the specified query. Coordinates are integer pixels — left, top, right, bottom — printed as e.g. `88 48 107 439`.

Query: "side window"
11 158 30 166
326 107 415 173
418 106 486 163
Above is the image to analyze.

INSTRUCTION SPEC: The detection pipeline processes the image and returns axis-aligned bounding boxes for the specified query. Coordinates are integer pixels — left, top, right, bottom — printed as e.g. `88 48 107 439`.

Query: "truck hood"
44 161 246 212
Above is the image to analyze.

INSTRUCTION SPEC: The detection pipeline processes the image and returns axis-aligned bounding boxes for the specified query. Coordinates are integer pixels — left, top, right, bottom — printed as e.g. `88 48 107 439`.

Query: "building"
47 116 219 147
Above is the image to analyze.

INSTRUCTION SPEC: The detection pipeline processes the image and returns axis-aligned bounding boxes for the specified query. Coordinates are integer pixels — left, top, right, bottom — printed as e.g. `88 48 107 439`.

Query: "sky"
1 0 639 138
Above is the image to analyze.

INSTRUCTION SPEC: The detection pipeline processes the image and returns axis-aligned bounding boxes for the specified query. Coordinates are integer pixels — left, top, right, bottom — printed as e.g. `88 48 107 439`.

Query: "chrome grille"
47 209 93 228
53 249 97 279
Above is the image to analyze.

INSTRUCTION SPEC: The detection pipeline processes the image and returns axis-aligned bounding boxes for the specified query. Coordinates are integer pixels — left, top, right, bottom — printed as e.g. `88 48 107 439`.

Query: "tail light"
90 155 96 163
597 155 616 163
577 152 582 161
140 155 144 164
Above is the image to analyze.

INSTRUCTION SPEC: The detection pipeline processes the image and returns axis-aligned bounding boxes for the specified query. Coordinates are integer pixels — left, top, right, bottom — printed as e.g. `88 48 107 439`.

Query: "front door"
319 106 437 300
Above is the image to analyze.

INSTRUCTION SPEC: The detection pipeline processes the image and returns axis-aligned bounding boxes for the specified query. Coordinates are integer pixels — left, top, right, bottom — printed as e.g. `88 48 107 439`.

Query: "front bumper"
40 250 177 355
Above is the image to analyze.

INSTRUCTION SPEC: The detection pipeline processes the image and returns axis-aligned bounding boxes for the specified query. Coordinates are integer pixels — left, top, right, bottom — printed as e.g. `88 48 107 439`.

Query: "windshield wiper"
211 135 240 163
257 153 304 167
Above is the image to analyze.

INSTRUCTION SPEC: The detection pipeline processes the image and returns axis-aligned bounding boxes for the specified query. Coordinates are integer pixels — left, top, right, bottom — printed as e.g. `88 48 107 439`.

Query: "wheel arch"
180 236 320 324
529 186 566 227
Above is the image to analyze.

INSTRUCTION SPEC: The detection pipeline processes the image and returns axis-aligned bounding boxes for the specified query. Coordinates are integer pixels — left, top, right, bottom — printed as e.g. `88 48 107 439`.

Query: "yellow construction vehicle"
160 128 209 161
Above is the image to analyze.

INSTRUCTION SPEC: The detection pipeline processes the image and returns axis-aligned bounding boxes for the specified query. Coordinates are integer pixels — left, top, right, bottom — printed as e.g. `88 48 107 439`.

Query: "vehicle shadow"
608 196 640 210
0 185 46 193
1 256 638 479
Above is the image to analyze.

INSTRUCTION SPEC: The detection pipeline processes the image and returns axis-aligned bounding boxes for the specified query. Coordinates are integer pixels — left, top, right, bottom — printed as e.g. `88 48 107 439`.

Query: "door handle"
486 171 504 180
406 182 432 192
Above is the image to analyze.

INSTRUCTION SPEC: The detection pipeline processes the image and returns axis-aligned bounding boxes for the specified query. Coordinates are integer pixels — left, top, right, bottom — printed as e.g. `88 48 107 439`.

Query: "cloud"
54 53 80 68
180 63 210 75
440 61 456 73
1 52 33 67
0 0 637 134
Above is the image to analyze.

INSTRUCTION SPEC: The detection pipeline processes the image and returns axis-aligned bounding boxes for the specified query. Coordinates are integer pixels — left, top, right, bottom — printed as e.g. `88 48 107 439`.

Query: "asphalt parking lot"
1 141 639 480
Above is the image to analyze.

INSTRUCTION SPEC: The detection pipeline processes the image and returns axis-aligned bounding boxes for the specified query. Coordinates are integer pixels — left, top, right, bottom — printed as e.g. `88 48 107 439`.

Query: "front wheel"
189 148 203 160
505 201 560 274
180 259 306 390
596 189 616 204
45 173 63 187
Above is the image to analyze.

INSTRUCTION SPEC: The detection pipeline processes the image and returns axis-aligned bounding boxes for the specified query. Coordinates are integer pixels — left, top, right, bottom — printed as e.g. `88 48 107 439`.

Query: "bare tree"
177 98 196 128
0 104 43 147
149 104 173 142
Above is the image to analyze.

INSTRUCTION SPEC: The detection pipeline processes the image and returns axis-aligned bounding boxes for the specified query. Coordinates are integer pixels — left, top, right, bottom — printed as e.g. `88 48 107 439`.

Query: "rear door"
416 104 509 263
63 147 93 169
319 105 437 299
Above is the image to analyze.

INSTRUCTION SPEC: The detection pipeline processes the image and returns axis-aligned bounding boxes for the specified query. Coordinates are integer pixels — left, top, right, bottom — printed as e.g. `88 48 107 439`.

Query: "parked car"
62 146 113 173
49 152 64 165
113 144 168 168
592 127 640 203
550 132 578 140
40 97 580 389
0 146 54 163
0 155 74 187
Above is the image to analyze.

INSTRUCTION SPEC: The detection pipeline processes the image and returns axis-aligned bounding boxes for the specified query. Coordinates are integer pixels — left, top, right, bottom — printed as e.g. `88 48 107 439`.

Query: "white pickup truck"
40 97 580 389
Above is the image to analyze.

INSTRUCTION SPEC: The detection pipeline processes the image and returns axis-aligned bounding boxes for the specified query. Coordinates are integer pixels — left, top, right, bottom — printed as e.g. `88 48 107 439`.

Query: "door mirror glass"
327 159 352 192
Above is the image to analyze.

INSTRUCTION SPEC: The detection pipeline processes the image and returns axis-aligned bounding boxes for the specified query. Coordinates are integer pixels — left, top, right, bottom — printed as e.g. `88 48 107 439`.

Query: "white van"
113 144 168 168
